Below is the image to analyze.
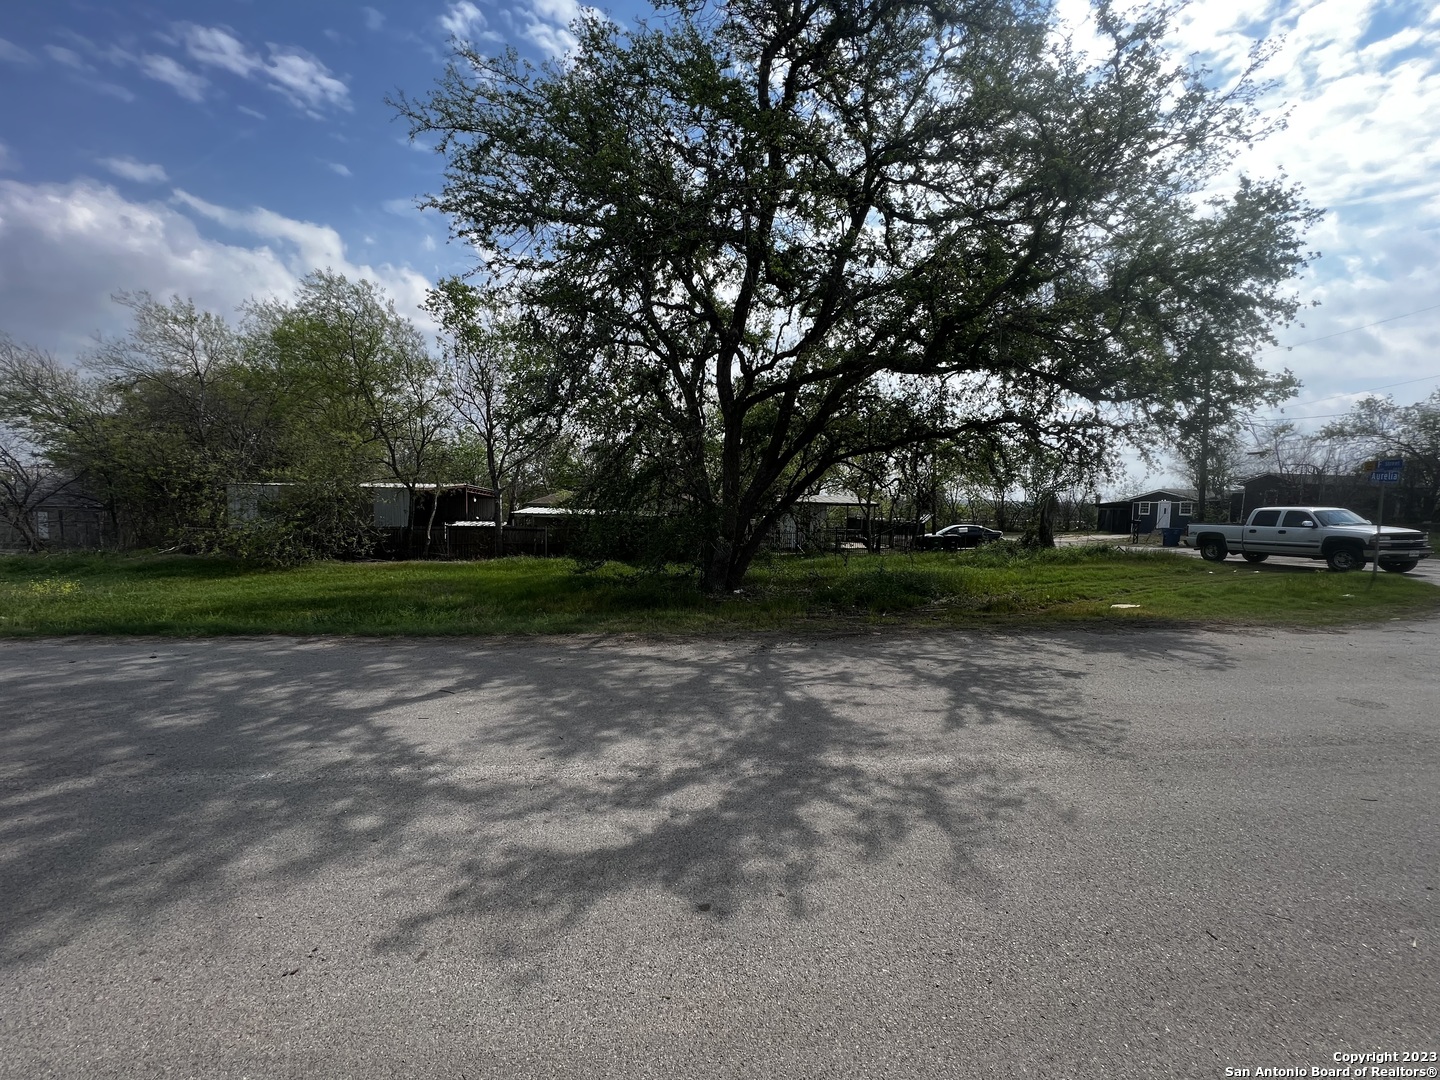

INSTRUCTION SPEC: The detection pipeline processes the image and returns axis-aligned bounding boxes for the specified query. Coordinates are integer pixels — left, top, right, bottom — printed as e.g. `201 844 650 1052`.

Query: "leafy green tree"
86 294 266 543
1161 328 1300 520
416 0 1314 587
248 271 455 554
2 303 270 548
1170 420 1248 519
425 278 568 551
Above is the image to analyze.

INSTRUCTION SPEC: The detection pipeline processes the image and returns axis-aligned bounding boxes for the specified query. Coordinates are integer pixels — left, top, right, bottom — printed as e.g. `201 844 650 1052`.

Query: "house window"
1178 501 1194 517
1135 501 1153 517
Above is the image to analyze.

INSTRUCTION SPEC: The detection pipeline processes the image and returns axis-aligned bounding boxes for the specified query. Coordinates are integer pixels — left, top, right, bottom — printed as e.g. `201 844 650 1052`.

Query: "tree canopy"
1323 391 1440 524
395 0 1318 589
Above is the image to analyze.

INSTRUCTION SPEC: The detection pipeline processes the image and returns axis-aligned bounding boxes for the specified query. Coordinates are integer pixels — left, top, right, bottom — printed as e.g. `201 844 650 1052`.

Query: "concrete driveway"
2 624 1437 1079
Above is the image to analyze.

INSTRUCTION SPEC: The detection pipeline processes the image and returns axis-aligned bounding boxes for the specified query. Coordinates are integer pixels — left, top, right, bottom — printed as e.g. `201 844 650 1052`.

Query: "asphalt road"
2 623 1437 1079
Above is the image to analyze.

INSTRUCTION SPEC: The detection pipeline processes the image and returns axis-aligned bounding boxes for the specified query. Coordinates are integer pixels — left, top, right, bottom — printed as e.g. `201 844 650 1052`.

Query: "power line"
1272 372 1440 412
1265 302 1440 353
1261 410 1349 421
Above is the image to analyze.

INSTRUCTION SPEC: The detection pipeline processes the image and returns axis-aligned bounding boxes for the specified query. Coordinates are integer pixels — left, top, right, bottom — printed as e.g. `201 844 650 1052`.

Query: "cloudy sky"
1 0 1437 480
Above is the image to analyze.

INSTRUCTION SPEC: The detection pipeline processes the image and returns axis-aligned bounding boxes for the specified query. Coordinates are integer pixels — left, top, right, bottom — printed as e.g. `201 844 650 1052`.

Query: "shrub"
223 483 377 565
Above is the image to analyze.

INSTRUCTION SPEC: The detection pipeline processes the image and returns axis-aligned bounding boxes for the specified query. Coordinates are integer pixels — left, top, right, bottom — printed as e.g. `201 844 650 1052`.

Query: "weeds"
0 547 1435 637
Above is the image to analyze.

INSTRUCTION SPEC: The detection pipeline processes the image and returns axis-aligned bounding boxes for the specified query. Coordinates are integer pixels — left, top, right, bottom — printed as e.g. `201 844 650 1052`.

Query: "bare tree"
0 428 75 551
0 337 108 547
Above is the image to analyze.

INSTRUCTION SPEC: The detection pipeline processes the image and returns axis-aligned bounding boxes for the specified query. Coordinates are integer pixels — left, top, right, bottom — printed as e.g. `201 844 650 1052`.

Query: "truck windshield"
1314 509 1371 526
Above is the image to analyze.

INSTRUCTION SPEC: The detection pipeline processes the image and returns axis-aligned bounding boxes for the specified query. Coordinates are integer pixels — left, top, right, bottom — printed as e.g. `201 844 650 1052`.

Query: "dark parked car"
913 524 1004 551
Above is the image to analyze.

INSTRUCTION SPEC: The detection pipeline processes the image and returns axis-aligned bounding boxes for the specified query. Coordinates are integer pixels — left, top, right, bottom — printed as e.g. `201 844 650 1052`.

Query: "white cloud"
140 53 208 102
238 104 266 120
51 30 137 70
42 41 138 101
531 0 585 24
1198 3 1440 413
1054 0 1440 430
0 179 435 360
177 24 351 115
182 25 259 78
98 82 138 103
328 162 352 177
99 156 169 184
440 2 487 39
363 7 386 32
45 44 89 70
262 48 351 113
172 189 349 269
517 0 606 57
0 37 37 65
524 21 579 56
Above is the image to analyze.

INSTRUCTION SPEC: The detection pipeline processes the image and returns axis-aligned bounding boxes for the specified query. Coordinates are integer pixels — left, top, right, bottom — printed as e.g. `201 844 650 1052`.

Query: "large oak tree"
396 0 1318 590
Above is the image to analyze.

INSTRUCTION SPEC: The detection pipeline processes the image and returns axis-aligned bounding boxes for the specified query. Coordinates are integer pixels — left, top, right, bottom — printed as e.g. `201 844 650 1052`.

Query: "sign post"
1367 457 1404 580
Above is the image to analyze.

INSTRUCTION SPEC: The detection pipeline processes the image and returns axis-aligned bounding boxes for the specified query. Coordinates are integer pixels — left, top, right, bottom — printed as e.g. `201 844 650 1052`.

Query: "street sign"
1369 457 1404 485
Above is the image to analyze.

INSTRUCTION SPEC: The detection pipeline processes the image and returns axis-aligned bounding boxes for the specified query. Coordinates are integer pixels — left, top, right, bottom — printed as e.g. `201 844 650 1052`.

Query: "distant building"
773 492 876 550
1094 489 1196 535
0 475 108 552
1237 471 1430 526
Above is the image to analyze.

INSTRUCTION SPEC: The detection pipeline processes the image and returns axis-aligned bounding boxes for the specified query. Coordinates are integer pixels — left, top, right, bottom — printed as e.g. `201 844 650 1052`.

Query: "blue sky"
1 0 1437 488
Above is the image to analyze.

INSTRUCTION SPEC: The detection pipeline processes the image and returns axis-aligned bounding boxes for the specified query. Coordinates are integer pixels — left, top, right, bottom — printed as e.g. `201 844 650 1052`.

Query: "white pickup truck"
1182 506 1434 573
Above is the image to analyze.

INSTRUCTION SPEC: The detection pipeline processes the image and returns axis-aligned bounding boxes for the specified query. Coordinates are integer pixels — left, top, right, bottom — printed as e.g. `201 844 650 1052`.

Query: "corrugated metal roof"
794 492 874 506
359 482 499 495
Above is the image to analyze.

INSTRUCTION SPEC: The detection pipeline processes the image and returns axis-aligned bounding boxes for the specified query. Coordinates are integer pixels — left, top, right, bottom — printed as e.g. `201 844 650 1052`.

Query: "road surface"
2 623 1437 1078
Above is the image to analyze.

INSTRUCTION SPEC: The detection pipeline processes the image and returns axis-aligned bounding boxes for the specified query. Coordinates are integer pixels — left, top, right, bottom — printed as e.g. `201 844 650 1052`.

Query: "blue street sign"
1370 457 1404 485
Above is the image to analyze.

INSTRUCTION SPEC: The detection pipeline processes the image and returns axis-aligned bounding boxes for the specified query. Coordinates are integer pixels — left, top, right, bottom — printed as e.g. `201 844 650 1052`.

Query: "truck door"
1244 509 1284 556
1278 509 1321 556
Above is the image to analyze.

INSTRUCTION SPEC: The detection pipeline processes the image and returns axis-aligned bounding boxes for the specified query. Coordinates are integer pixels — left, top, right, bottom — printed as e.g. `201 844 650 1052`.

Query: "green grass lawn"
1 545 1436 637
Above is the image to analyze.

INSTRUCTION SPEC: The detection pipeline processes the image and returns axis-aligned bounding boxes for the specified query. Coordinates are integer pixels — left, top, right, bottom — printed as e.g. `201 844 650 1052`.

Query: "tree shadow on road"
0 628 1235 970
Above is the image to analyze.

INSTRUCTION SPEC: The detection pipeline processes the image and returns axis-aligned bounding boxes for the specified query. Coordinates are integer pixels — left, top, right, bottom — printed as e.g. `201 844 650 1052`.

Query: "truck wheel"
1381 560 1419 574
1242 553 1268 564
1199 538 1227 562
1326 546 1364 572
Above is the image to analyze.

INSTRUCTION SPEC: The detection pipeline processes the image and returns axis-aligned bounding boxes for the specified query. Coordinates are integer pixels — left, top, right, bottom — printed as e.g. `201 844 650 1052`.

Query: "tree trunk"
1194 412 1210 523
701 538 735 594
701 524 767 594
492 486 505 558
1021 491 1057 547
422 488 442 558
